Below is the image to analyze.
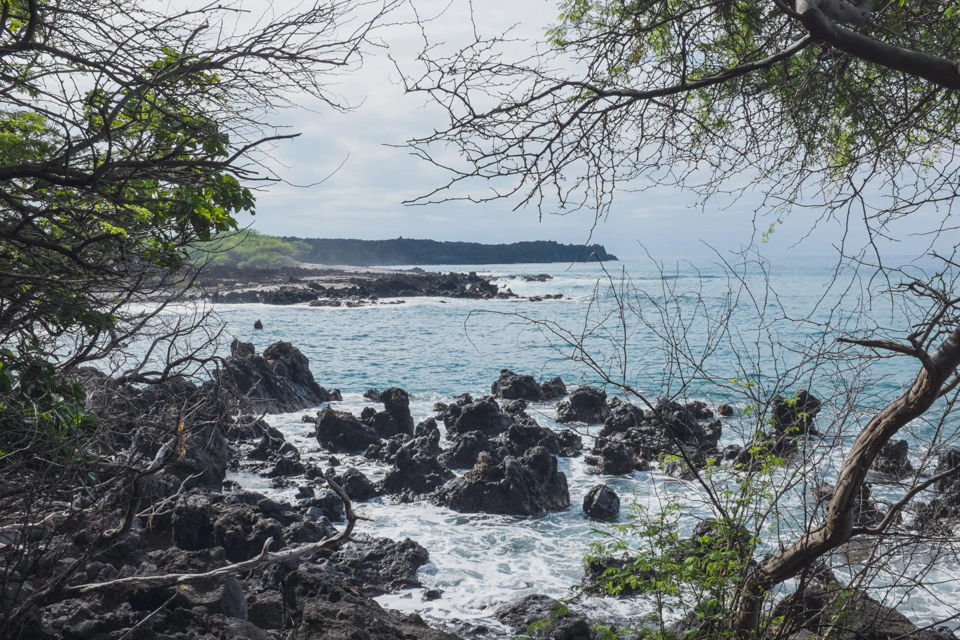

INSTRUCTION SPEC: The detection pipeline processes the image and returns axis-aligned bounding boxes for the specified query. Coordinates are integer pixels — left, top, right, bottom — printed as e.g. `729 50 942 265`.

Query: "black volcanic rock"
434 446 570 516
556 386 610 424
491 369 542 400
443 395 513 439
583 484 620 520
214 340 335 413
316 407 380 453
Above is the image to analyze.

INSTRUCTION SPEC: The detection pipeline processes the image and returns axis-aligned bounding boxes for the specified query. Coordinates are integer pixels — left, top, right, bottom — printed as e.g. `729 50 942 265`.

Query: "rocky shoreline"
187 266 521 306
19 343 960 640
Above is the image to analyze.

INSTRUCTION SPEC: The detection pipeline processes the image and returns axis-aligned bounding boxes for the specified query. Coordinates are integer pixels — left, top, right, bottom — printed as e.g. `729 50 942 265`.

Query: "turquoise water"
201 255 959 635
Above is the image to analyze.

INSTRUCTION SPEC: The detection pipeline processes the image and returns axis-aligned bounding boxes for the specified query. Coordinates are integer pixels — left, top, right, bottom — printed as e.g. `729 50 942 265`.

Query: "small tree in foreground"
0 0 399 634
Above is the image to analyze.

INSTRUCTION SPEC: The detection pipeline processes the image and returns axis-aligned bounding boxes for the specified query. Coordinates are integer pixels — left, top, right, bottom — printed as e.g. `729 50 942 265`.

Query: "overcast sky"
237 0 955 261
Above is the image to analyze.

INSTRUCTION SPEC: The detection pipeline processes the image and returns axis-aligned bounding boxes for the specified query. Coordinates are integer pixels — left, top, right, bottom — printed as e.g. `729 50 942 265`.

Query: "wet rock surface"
200 265 516 304
556 386 610 424
434 446 570 516
490 369 568 401
216 340 338 413
583 484 620 520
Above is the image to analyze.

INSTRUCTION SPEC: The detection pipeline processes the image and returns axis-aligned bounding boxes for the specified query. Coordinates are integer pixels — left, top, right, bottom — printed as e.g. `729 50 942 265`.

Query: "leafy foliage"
194 230 311 269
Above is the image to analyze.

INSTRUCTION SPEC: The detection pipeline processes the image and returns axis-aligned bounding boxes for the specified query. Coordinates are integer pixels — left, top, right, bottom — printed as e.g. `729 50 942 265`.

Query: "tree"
0 0 398 633
405 1 960 637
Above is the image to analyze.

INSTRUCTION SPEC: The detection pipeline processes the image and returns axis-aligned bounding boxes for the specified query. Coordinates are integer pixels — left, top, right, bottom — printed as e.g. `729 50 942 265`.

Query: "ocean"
196 255 957 635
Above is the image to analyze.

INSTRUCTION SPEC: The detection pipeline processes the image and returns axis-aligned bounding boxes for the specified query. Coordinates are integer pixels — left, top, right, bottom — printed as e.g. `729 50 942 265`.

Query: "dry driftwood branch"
58 471 367 599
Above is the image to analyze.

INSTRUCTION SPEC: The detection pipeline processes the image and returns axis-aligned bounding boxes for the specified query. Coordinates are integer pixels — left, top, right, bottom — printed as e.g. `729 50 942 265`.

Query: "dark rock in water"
333 467 379 501
379 387 416 436
772 389 822 435
331 535 430 595
540 376 568 400
254 319 263 330
215 340 336 413
684 400 714 420
936 449 960 501
495 594 592 639
600 398 644 436
444 395 513 439
771 580 944 640
380 427 454 502
365 433 410 464
557 429 583 457
263 456 306 479
498 422 561 457
655 399 709 445
873 439 914 479
423 589 443 601
302 488 345 523
491 369 542 400
663 457 701 481
316 406 380 453
434 446 570 516
587 439 637 476
363 388 382 402
717 403 735 417
556 386 609 424
227 415 272 441
439 430 493 469
583 484 620 520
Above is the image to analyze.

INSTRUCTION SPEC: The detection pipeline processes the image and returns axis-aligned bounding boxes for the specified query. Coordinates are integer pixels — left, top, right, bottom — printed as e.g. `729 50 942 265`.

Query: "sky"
233 0 957 261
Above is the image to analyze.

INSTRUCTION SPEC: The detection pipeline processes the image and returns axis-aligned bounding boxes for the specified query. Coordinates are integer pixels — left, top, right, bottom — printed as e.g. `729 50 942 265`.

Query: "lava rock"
444 395 513 439
332 468 379 501
439 430 494 469
331 535 430 595
556 387 610 424
586 439 637 476
379 387 415 436
873 439 915 479
583 484 620 520
315 406 380 453
540 377 568 400
772 390 822 435
434 446 570 516
491 369 543 400
380 428 455 502
214 340 337 413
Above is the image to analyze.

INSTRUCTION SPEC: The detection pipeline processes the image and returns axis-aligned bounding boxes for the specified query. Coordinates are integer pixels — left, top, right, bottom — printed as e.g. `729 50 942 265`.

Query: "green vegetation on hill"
194 230 310 269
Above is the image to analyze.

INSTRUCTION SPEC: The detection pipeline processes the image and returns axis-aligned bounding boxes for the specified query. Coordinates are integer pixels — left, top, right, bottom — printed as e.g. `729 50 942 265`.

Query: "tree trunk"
735 325 960 638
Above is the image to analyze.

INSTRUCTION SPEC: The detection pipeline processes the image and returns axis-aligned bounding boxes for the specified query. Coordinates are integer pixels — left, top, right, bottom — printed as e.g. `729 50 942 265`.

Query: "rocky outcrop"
770 575 944 640
584 397 722 477
215 340 338 413
490 370 568 401
379 387 415 435
495 594 594 640
443 395 513 439
332 468 379 501
583 484 620 520
872 439 914 479
379 423 455 502
556 386 610 424
434 446 570 516
315 406 380 453
330 535 430 595
772 390 822 435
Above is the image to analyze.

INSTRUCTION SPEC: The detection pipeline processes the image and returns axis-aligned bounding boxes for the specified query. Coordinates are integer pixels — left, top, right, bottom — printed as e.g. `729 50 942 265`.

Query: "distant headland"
282 237 618 266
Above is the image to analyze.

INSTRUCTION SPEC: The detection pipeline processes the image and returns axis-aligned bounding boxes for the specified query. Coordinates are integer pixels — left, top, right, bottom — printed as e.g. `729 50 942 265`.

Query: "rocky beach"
21 331 960 640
